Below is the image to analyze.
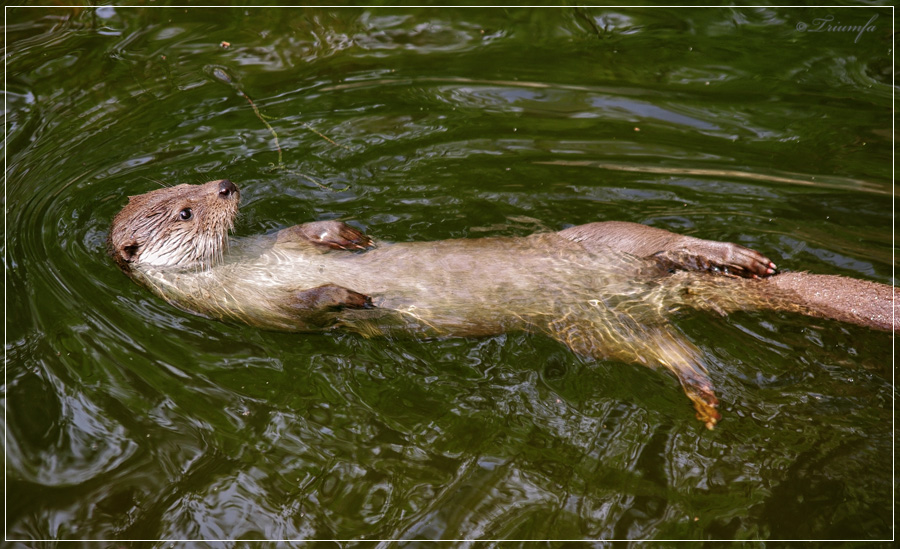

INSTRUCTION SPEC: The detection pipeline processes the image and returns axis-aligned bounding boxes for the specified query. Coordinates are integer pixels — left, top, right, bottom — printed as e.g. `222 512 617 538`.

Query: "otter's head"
109 179 240 272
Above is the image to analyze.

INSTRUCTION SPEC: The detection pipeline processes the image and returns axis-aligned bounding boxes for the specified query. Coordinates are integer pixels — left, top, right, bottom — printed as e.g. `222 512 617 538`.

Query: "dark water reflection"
4 5 893 543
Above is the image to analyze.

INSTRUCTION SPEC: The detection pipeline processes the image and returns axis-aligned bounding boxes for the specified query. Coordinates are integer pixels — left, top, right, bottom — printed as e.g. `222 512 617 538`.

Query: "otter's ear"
110 237 140 273
120 241 140 262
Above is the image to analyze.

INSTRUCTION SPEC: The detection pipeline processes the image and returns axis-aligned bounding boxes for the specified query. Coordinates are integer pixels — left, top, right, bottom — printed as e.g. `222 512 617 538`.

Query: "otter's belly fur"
132 226 789 430
138 231 676 338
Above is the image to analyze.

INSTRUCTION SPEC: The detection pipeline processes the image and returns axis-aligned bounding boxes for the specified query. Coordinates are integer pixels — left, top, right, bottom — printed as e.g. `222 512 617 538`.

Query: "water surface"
4 5 894 543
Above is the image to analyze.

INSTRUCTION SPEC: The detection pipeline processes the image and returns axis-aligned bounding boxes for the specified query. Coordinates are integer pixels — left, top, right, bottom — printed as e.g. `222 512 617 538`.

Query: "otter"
109 179 897 428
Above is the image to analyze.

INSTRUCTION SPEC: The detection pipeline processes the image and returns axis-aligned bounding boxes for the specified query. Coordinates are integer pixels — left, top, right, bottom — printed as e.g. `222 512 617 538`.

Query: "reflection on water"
4 5 893 542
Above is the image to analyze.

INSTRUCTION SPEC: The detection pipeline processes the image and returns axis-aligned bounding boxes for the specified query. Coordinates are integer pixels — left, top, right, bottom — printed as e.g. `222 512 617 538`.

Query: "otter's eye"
179 208 193 221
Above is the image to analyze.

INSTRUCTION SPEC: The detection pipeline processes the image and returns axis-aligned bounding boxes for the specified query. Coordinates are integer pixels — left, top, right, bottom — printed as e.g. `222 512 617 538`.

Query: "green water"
4 5 894 544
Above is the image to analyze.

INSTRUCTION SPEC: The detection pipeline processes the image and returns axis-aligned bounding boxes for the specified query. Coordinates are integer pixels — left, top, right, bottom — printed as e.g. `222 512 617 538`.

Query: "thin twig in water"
274 165 333 191
212 67 282 165
211 66 348 189
212 66 349 164
242 91 283 165
302 122 350 150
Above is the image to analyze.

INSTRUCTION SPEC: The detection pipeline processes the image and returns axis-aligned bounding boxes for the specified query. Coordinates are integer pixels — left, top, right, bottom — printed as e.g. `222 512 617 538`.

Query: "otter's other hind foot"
673 363 721 429
545 312 722 428
642 325 722 429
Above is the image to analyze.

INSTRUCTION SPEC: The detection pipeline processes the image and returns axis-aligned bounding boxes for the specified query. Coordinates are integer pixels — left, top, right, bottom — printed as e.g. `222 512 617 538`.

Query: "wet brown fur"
109 180 897 428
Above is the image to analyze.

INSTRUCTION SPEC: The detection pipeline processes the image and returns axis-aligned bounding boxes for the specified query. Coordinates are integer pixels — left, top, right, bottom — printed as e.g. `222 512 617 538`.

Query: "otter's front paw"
289 284 373 312
281 221 375 251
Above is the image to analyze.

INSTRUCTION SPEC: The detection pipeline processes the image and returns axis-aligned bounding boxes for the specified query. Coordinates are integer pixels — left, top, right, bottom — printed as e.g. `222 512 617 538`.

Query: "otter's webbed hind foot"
277 221 375 251
652 241 776 279
545 314 721 428
555 221 776 279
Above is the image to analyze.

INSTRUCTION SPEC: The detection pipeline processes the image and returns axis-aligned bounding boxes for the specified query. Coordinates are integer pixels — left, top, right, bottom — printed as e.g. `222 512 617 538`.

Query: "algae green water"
4 5 894 543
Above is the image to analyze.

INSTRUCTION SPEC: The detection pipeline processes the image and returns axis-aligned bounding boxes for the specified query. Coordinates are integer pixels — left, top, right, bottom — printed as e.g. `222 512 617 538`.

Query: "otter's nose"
218 179 239 199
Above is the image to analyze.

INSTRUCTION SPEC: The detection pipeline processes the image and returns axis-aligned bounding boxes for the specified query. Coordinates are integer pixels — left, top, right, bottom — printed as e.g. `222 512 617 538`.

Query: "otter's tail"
681 271 897 333
761 272 897 332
